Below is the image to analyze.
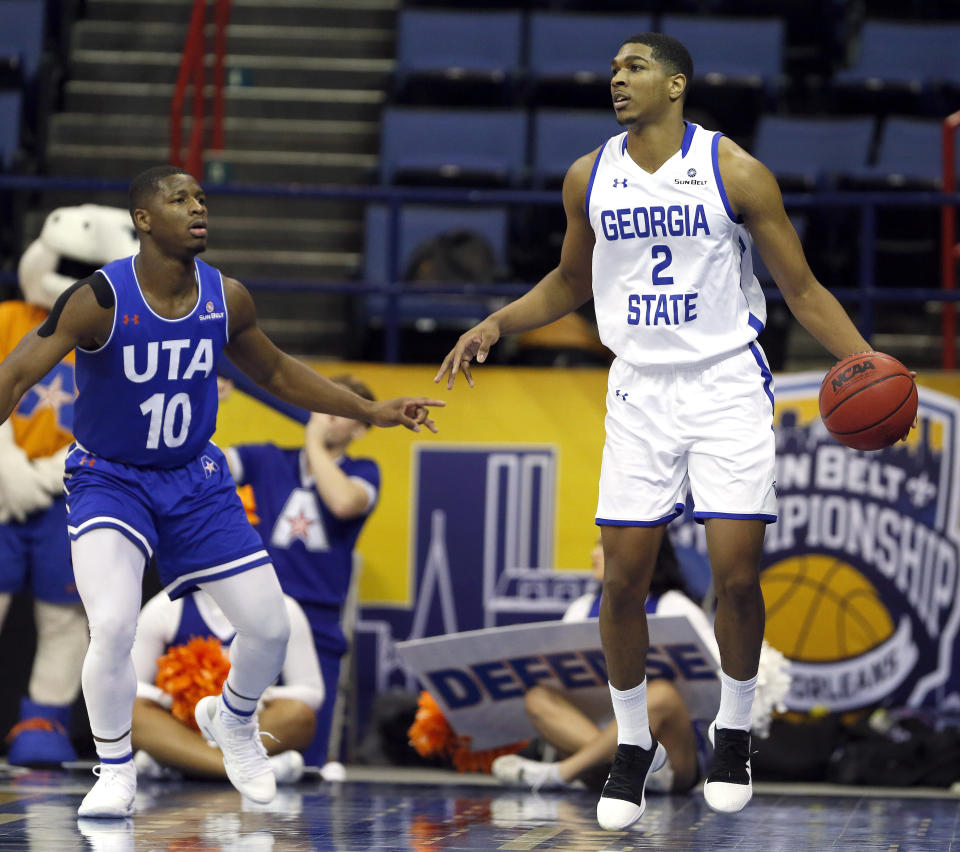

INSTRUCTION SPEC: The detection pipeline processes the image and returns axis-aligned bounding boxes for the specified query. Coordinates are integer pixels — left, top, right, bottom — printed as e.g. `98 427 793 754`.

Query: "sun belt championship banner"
673 374 960 713
396 615 719 750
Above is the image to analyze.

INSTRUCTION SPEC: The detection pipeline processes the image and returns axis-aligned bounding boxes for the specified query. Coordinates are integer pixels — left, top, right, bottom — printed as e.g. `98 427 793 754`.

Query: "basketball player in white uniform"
436 33 873 831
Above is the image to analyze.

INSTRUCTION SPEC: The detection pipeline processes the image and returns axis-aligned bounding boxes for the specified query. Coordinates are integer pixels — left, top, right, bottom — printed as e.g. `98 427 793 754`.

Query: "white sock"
609 680 652 749
531 761 565 790
715 670 757 732
95 733 133 763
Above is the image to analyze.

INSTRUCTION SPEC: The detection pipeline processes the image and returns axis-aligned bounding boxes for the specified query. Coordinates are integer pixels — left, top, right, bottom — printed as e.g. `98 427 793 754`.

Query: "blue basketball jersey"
73 255 226 468
232 444 379 610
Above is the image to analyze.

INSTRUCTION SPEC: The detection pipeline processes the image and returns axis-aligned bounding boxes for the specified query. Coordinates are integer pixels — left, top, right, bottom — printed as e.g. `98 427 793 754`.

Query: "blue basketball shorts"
63 442 271 599
0 496 78 603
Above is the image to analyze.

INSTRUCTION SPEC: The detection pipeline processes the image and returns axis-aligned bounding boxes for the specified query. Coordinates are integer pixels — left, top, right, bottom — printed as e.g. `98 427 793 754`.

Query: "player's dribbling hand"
434 319 502 389
371 397 445 433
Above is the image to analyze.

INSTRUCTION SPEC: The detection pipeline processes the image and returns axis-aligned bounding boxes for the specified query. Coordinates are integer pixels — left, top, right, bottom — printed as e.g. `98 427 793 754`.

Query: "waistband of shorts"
615 345 749 378
66 441 217 472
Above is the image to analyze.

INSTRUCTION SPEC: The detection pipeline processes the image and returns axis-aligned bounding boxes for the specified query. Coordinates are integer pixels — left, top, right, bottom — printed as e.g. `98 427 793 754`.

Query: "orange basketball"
818 352 917 450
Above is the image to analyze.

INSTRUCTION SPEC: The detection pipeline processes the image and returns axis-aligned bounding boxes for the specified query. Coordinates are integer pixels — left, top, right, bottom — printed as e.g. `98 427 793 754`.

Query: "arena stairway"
38 0 398 354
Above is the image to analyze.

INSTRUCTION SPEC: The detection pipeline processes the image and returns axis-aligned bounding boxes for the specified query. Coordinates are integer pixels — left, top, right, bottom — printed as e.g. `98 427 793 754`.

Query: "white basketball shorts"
596 344 777 526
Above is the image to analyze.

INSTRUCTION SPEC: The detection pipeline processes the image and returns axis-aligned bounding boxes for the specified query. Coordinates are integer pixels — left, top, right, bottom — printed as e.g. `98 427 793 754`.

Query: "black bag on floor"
751 715 845 782
826 714 960 787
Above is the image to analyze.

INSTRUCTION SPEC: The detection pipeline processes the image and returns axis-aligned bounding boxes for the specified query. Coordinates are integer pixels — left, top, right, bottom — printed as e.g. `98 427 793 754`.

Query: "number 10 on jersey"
140 392 192 449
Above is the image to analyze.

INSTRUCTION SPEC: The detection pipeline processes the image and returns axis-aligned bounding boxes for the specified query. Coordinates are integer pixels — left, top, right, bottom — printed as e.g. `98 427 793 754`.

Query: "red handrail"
212 0 231 152
170 0 232 176
942 110 960 370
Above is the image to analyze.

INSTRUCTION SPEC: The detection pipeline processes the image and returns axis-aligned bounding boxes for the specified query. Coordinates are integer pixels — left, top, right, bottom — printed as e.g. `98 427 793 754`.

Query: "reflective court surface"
1 764 958 851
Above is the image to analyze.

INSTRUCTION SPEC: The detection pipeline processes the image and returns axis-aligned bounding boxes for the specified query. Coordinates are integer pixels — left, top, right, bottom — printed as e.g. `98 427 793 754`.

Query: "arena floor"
0 763 958 850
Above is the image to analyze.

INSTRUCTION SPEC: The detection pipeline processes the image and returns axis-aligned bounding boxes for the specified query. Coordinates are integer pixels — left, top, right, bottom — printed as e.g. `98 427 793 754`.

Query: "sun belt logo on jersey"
675 166 707 186
199 299 225 321
671 373 960 713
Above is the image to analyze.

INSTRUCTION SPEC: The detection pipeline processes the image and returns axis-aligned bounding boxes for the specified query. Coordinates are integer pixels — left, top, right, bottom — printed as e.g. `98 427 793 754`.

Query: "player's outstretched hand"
371 397 445 433
434 319 502 389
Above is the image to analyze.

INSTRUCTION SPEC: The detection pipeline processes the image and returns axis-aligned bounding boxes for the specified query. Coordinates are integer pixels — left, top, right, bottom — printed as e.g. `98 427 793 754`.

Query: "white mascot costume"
1 205 137 766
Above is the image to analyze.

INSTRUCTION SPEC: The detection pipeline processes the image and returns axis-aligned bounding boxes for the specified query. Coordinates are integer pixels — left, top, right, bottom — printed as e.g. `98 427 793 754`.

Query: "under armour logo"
613 178 628 188
123 314 139 325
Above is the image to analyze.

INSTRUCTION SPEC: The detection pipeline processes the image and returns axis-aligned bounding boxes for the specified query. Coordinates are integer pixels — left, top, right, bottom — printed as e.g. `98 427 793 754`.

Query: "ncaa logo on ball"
830 358 875 393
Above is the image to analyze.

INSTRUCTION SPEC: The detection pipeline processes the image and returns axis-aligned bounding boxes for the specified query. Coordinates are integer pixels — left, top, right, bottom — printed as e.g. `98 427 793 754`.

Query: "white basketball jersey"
587 122 766 366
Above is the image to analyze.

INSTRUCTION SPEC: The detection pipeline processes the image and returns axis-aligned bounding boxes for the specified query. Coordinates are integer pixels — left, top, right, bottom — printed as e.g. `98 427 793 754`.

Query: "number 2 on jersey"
627 245 675 325
140 392 192 449
651 245 674 286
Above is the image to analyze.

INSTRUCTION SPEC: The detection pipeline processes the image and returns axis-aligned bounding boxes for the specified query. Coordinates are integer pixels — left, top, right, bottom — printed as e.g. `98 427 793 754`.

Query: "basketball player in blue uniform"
224 374 380 766
0 165 443 819
437 34 873 830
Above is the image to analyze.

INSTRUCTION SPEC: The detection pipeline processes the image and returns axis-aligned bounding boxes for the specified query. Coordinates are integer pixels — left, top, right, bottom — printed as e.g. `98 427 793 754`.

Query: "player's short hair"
128 165 192 217
332 374 376 403
619 32 694 91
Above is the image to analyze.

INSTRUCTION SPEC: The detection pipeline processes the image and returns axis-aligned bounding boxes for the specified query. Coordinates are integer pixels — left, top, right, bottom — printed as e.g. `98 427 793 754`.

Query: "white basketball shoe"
77 760 137 818
491 754 566 791
269 750 305 785
195 695 275 804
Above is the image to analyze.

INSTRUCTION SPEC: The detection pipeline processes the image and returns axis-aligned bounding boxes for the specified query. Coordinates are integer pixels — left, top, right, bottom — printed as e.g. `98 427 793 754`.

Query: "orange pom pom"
407 691 527 774
155 636 231 731
408 691 457 758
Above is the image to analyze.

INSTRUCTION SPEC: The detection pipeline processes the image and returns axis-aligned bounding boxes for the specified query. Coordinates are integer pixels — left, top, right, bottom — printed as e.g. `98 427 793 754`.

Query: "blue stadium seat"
0 0 46 84
0 90 22 170
532 111 618 186
751 115 875 187
659 16 784 92
528 12 654 84
364 204 508 284
362 204 509 329
850 117 958 186
395 10 523 86
833 21 960 91
380 108 527 185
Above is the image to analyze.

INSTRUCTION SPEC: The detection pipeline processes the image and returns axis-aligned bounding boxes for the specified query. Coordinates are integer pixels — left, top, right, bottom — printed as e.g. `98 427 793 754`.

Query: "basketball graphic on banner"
761 554 894 661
